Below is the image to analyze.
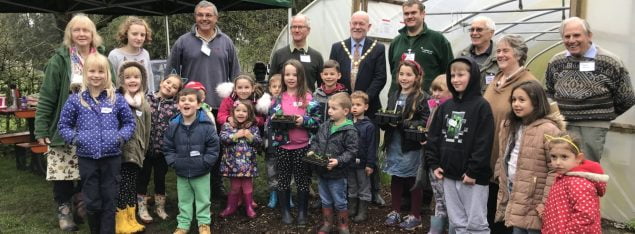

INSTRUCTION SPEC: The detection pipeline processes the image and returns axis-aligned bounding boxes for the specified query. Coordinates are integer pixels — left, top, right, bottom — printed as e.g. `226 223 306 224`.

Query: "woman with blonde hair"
35 14 111 232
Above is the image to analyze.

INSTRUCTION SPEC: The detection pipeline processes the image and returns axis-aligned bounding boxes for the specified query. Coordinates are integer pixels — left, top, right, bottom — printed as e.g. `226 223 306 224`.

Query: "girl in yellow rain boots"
113 61 153 233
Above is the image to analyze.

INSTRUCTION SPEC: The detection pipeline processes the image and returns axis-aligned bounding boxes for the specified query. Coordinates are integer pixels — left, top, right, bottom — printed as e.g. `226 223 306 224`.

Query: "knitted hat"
184 81 206 93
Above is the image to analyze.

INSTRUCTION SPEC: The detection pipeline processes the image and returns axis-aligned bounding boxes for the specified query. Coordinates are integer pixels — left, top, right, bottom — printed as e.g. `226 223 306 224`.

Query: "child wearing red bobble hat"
184 81 216 125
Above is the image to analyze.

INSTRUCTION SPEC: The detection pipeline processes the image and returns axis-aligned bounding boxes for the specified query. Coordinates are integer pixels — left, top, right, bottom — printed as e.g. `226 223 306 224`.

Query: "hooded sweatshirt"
424 57 495 185
542 160 608 234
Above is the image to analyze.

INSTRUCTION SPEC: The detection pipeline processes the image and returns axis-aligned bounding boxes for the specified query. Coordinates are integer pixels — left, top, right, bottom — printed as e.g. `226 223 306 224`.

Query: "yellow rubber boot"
115 207 132 234
127 205 145 232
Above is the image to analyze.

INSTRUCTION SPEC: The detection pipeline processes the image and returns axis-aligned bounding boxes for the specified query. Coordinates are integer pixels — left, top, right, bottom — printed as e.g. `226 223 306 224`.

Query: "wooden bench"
0 131 30 144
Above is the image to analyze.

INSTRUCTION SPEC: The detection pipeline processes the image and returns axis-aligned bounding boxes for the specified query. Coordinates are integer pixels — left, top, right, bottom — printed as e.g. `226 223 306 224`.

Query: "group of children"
54 15 608 234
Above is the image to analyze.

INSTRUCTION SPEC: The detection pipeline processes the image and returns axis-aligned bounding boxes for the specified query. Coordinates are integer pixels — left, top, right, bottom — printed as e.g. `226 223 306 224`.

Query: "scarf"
124 92 143 108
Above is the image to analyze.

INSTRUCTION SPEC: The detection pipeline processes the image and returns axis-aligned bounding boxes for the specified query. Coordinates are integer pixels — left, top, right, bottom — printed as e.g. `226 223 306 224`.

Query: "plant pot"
301 152 329 167
271 115 296 130
375 112 402 125
404 128 427 142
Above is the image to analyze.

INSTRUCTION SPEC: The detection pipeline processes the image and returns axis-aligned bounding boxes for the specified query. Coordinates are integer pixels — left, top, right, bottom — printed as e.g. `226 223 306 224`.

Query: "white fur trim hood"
565 171 610 182
256 93 271 114
216 82 234 99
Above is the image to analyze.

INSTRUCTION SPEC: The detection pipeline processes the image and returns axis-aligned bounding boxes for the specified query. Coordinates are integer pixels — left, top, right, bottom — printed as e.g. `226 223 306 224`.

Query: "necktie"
351 43 361 91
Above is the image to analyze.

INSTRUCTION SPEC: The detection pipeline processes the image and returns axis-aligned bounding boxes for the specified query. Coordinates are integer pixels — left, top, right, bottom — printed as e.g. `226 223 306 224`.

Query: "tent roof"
0 0 292 15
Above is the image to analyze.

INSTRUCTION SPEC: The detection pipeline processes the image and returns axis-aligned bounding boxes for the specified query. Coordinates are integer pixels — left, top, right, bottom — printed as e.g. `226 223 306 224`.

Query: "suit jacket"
329 37 387 119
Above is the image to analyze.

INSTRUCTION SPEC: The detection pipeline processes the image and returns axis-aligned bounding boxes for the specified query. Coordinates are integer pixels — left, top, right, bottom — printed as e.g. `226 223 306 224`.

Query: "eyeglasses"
196 13 216 19
468 27 489 33
290 25 307 30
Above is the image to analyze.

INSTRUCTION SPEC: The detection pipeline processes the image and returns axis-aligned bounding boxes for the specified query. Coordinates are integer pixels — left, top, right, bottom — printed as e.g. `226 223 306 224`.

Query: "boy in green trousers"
164 88 220 234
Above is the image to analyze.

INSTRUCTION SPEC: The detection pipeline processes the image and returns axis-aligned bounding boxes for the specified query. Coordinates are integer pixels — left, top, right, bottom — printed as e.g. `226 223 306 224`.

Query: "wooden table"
0 108 46 174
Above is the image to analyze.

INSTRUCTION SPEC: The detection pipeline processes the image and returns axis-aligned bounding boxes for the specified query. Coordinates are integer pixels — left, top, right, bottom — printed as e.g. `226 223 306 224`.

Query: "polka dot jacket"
542 160 609 234
58 91 136 159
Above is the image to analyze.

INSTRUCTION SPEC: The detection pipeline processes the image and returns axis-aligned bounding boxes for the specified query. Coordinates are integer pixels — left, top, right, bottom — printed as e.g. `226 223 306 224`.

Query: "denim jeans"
318 177 347 211
512 227 540 234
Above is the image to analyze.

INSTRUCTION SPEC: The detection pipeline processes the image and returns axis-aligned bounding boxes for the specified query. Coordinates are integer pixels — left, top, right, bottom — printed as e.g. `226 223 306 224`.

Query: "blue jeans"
318 177 347 211
513 227 540 234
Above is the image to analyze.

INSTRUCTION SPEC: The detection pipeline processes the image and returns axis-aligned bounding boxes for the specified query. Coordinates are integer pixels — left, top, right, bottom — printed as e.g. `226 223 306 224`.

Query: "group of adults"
33 0 634 232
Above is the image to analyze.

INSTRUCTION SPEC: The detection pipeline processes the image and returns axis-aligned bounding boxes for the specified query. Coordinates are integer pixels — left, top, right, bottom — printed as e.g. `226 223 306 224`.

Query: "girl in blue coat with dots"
58 53 136 234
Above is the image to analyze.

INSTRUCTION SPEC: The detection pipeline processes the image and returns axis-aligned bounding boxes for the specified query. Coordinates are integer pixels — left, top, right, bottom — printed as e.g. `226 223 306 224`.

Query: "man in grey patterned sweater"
545 17 635 162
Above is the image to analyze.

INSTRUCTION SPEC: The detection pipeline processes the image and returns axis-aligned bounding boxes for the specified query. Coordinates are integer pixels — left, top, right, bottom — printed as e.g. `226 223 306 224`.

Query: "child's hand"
365 167 374 176
327 158 338 170
433 168 444 180
462 174 476 185
37 137 51 145
295 115 303 126
244 130 254 140
536 204 545 217
234 130 245 139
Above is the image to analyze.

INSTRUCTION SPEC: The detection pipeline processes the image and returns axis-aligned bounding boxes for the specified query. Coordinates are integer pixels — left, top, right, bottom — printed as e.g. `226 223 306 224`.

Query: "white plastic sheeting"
270 0 634 222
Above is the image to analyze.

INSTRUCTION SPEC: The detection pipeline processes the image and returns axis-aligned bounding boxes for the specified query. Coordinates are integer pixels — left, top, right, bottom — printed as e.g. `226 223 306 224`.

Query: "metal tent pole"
165 15 170 57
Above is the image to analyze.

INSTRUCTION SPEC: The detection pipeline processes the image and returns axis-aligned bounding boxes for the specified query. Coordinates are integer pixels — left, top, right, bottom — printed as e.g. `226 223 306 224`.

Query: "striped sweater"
545 46 635 121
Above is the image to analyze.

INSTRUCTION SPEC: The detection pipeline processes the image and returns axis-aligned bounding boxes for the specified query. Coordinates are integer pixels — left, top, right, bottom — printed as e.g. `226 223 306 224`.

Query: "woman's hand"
37 137 50 145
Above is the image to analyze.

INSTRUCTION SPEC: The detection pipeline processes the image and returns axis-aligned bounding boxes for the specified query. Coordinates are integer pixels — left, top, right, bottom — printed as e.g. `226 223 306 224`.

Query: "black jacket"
353 117 379 169
164 110 220 178
329 37 387 120
310 120 358 179
425 57 494 185
379 91 430 153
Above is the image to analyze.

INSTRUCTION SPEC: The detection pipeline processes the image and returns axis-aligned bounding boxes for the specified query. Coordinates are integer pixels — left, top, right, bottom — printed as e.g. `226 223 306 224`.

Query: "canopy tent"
0 0 292 15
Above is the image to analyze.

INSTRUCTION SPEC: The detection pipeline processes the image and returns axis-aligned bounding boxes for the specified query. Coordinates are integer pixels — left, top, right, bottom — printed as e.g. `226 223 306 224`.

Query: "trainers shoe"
384 211 401 226
398 215 422 231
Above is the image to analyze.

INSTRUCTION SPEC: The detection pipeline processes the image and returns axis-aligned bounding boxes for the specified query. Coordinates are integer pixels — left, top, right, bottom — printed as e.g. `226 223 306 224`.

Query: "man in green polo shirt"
388 0 453 96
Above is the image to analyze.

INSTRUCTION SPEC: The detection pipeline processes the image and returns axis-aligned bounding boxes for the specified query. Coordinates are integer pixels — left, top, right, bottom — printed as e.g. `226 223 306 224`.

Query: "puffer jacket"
147 93 179 155
309 120 358 179
163 110 220 178
542 160 608 234
58 91 136 159
494 113 565 230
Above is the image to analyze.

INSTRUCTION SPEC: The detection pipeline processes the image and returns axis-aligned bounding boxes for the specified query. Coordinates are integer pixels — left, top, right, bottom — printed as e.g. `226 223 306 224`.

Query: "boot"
428 215 447 234
154 194 169 220
72 192 86 224
278 190 293 225
267 191 278 208
137 195 153 223
336 210 350 234
348 198 358 218
198 224 211 234
115 207 132 234
317 207 334 234
219 192 240 218
244 192 257 218
172 228 188 234
296 191 309 227
127 205 145 233
372 191 386 206
57 202 79 232
353 200 369 223
86 212 101 234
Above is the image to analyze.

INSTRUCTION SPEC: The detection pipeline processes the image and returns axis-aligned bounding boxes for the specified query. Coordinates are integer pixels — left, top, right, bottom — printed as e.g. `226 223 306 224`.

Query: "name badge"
580 61 595 72
293 101 303 107
101 107 112 114
135 110 143 117
201 43 211 56
485 74 495 84
190 151 201 157
300 54 311 63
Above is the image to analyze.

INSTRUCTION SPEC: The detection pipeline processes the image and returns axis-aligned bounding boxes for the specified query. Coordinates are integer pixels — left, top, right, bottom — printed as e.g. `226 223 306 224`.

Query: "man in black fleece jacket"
425 57 494 233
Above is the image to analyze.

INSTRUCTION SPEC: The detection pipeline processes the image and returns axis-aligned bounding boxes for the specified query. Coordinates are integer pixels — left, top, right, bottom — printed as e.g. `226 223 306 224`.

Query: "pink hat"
184 81 206 93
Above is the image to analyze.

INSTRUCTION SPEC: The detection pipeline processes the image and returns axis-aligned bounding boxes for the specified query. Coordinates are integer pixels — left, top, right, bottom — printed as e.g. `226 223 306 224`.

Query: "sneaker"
398 215 422 231
384 211 401 226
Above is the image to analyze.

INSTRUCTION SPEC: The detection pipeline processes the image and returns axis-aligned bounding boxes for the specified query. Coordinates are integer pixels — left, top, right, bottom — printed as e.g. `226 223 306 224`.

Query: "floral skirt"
46 145 80 181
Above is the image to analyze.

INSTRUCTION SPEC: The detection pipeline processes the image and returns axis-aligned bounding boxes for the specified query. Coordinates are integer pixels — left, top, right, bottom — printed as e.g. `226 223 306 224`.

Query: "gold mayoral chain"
340 39 378 66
